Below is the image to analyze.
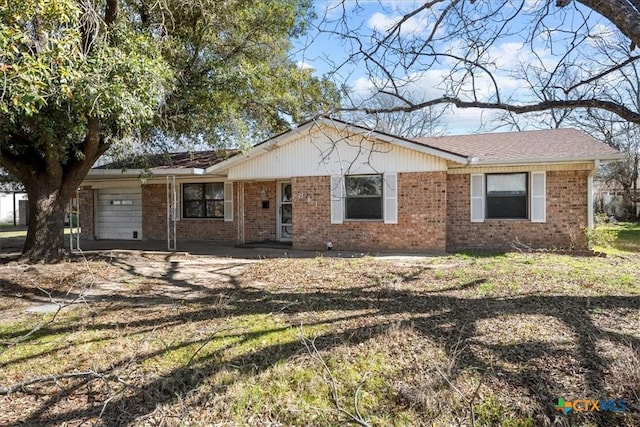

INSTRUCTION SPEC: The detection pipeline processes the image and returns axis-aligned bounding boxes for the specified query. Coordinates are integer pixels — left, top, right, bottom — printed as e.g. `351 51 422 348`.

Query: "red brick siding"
446 170 589 251
142 184 238 241
292 172 447 252
78 186 94 239
242 181 277 242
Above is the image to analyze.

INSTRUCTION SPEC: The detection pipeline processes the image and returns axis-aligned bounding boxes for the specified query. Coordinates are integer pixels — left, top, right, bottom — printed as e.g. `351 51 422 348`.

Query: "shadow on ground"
0 251 637 426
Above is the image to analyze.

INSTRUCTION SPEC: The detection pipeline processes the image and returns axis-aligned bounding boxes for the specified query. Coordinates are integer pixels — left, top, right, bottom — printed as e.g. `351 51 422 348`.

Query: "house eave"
457 153 626 167
87 168 206 178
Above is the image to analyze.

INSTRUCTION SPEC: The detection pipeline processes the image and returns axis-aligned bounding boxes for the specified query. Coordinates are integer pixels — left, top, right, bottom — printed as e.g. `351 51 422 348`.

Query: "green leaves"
0 0 337 162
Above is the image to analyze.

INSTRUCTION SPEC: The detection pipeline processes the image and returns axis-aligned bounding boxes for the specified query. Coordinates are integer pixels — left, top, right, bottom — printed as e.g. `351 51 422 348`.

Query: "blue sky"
291 0 618 135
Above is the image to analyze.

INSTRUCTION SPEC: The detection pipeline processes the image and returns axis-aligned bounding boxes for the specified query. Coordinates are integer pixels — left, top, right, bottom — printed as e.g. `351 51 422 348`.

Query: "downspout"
587 160 600 229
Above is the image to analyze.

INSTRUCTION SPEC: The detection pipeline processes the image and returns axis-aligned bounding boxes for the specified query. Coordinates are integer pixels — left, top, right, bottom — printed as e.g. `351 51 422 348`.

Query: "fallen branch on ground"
426 331 487 427
299 327 372 427
0 370 129 395
0 252 97 351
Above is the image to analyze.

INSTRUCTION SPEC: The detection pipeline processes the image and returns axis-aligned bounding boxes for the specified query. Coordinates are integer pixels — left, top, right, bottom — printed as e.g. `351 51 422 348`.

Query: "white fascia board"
153 168 205 175
464 153 626 167
87 168 205 177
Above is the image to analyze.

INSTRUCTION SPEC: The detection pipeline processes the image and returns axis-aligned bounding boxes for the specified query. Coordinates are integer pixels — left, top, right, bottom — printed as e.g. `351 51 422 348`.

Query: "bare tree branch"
345 97 640 125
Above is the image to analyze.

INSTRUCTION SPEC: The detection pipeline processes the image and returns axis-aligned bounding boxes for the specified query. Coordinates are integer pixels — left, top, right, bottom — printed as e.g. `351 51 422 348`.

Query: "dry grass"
0 251 638 426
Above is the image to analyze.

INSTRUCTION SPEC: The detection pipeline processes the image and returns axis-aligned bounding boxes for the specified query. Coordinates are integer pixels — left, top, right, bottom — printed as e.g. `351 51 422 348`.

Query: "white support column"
69 188 81 251
238 182 245 244
167 175 177 251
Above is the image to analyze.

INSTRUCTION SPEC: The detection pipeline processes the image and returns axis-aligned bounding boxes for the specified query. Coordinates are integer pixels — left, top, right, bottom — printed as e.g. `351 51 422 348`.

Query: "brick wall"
292 172 447 252
446 170 589 251
142 184 238 242
242 181 277 242
78 186 94 240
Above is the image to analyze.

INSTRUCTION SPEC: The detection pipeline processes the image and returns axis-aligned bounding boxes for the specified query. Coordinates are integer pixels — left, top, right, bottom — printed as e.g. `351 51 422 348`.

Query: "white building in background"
0 190 28 225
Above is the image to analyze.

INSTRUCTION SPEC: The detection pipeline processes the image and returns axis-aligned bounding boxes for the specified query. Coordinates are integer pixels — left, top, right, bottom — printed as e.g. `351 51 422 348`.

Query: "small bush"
584 226 619 248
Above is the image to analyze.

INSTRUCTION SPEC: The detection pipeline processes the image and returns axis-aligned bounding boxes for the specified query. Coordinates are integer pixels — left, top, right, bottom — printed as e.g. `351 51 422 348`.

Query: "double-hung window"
470 171 546 223
485 173 528 219
183 183 224 219
345 174 383 220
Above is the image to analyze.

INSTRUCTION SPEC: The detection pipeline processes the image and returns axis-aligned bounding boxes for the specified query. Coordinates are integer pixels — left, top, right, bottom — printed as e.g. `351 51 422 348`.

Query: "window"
183 183 224 218
345 174 383 220
485 173 527 219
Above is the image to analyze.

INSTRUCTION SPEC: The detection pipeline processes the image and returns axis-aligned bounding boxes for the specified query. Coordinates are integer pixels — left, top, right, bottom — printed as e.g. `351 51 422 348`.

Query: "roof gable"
206 117 469 175
220 121 454 180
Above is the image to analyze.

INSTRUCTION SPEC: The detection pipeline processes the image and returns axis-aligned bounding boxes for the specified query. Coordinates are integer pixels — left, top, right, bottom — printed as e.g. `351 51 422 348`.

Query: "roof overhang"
86 167 205 178
205 117 470 174
459 152 626 167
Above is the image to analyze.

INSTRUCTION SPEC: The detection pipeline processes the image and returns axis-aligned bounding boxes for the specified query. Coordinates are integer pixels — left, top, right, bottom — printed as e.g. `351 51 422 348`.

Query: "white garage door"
96 188 143 240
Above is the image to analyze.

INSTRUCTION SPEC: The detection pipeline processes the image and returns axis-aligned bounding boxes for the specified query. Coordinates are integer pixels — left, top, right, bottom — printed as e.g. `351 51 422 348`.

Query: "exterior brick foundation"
79 170 590 252
292 172 447 252
446 170 589 251
242 181 277 243
142 184 238 242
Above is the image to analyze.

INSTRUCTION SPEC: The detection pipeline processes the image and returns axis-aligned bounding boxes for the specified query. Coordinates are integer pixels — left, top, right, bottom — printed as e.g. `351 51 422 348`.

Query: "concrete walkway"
1 233 437 261
65 239 381 259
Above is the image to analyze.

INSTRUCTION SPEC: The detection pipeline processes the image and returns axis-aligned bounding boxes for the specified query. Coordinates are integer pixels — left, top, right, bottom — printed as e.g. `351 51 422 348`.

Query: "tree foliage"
0 0 338 261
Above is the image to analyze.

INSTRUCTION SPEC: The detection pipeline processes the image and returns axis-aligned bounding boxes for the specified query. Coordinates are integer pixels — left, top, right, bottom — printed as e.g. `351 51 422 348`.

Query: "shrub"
584 226 619 248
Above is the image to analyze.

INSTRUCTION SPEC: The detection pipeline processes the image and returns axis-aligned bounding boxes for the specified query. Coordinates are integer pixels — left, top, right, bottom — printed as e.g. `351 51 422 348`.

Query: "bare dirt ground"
0 251 638 426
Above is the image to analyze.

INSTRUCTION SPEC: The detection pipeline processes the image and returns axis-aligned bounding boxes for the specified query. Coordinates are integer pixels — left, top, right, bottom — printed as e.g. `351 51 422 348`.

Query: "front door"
277 182 293 242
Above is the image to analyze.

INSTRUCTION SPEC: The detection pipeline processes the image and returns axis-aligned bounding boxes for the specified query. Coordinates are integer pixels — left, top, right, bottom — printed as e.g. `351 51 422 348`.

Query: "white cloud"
296 60 315 71
586 23 617 47
367 12 396 32
446 107 504 134
367 12 429 35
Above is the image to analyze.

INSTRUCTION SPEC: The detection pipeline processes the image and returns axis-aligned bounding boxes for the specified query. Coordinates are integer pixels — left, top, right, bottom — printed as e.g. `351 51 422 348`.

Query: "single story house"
78 117 624 252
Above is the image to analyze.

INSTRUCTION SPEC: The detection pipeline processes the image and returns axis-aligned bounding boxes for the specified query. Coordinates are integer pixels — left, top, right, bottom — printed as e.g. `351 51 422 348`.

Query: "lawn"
0 226 78 239
595 222 640 253
0 225 28 239
0 251 638 426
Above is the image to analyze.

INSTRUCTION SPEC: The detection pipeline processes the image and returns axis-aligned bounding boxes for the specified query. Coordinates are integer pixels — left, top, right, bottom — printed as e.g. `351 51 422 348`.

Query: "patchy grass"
594 222 640 254
0 226 28 238
0 227 78 239
0 252 638 426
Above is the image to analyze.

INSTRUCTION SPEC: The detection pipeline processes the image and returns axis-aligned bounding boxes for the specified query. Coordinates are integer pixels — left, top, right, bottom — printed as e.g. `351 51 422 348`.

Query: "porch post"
167 175 177 251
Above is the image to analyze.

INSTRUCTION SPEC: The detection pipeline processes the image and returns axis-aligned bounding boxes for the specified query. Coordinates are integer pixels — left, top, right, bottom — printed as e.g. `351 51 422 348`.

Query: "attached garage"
95 188 143 240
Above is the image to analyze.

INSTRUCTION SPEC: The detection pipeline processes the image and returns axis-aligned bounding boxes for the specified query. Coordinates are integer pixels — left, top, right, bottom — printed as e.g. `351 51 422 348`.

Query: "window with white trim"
485 173 528 219
183 183 224 218
345 174 383 220
470 171 546 223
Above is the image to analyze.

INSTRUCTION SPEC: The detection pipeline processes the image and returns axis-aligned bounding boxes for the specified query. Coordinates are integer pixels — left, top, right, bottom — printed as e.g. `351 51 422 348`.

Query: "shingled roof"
415 128 621 163
96 150 238 171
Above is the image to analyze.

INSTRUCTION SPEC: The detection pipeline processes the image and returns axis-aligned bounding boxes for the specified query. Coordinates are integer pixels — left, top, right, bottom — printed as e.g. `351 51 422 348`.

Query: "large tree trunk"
1 118 107 263
21 182 71 262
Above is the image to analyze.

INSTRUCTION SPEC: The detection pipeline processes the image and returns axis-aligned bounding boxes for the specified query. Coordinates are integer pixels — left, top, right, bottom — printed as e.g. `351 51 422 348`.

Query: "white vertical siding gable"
227 126 447 180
